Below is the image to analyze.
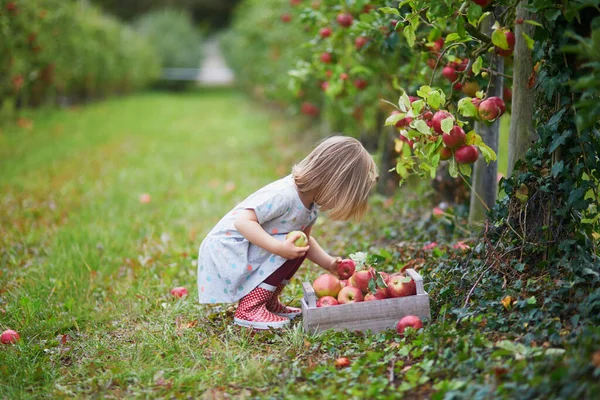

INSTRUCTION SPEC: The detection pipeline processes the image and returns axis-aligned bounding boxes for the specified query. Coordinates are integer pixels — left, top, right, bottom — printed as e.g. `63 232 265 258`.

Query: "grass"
0 88 314 397
1 89 597 399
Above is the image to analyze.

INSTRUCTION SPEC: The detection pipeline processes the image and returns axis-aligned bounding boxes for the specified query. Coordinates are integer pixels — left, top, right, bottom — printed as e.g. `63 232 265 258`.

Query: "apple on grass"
337 259 356 280
171 287 188 298
313 274 341 298
286 230 308 247
396 315 424 336
386 274 417 298
337 286 363 304
334 357 351 368
1 329 20 344
317 296 338 307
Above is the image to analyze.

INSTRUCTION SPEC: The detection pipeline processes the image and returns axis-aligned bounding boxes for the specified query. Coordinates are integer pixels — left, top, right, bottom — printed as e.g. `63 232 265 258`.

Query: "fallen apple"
396 315 423 336
334 357 351 368
1 329 20 344
337 286 363 304
286 230 308 247
337 259 356 280
171 287 188 298
313 274 342 298
317 296 339 307
139 193 151 204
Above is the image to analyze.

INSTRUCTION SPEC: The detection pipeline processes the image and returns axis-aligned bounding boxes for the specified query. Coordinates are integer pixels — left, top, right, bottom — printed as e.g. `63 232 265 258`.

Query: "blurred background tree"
91 0 242 30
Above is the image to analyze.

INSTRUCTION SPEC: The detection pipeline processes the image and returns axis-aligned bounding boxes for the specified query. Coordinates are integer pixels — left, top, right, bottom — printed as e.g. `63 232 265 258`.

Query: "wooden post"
507 5 538 177
469 17 503 225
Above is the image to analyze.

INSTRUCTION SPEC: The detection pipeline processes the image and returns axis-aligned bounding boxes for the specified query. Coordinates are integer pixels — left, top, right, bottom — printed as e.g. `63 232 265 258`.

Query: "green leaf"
457 17 466 38
441 117 454 133
516 183 529 203
446 33 461 43
428 27 442 43
412 99 424 114
416 85 432 98
376 273 387 288
404 25 416 47
449 158 458 177
526 296 537 305
399 92 412 112
458 97 478 117
385 112 405 126
427 91 442 109
368 278 377 294
551 160 564 177
524 20 543 27
472 56 483 75
522 32 535 50
459 163 472 176
378 7 400 16
413 119 432 135
492 29 509 49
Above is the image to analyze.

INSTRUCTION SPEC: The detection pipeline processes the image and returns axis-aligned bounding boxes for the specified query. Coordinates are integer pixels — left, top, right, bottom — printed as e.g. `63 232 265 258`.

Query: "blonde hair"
292 135 379 221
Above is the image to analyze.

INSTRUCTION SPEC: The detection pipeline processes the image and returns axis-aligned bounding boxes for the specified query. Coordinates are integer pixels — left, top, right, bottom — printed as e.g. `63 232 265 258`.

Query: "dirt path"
197 37 235 86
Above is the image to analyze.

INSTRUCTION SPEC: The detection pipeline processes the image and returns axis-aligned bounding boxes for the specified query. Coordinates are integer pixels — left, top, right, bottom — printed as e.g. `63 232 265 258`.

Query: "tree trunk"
469 17 503 225
377 126 399 195
507 5 538 177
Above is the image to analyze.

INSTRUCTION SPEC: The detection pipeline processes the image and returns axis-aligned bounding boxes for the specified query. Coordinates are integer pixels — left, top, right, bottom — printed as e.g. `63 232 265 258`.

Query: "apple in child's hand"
348 270 372 294
396 315 423 336
337 259 356 280
171 287 188 298
334 357 351 368
386 274 416 298
337 286 363 304
1 329 20 344
312 274 341 298
317 296 338 307
286 230 308 247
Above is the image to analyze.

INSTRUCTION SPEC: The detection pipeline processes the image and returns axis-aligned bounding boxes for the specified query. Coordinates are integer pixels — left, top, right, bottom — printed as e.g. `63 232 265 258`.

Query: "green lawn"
0 89 314 397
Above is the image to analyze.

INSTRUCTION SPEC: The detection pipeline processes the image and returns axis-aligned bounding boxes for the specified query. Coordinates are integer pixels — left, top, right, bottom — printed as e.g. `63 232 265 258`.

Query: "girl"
197 136 378 329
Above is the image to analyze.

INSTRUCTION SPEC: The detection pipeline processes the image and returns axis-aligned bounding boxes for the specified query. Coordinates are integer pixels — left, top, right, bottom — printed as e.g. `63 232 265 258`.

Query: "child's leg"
264 256 306 318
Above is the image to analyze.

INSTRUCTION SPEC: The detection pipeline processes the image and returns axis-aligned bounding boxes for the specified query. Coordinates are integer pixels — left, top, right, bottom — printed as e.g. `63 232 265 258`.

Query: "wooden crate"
301 268 430 334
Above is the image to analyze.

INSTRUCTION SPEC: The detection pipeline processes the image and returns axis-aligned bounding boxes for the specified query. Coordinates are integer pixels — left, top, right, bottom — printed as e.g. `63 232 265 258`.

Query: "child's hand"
278 233 310 260
327 257 342 275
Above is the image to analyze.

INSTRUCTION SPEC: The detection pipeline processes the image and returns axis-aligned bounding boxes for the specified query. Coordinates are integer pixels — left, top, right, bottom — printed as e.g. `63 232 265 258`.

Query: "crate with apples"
301 254 430 334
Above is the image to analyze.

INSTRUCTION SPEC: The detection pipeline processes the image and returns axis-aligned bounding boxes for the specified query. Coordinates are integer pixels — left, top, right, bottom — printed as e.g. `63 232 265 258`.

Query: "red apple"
348 270 373 293
319 27 332 38
396 315 423 336
139 193 151 203
503 86 512 102
301 102 319 116
366 287 388 300
334 357 351 368
340 72 349 81
442 66 458 82
337 286 364 304
353 79 368 90
439 146 452 160
478 98 501 120
495 30 515 57
431 110 454 135
355 36 369 50
340 279 347 287
336 12 353 28
453 82 463 91
313 274 342 298
290 0 302 5
442 125 466 149
320 52 333 63
337 259 356 280
489 96 506 116
423 242 438 250
422 111 434 120
171 287 188 298
364 293 378 301
386 274 416 298
431 38 444 53
281 13 292 23
395 117 413 128
317 296 339 307
462 81 480 97
455 145 479 164
1 329 20 344
471 0 492 7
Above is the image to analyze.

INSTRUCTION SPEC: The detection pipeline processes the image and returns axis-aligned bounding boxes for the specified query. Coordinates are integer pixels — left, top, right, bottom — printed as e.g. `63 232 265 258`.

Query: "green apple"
286 230 308 247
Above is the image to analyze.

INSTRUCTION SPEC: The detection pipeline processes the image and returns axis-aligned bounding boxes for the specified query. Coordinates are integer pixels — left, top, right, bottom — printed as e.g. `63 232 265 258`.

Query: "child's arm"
234 209 309 260
304 226 341 274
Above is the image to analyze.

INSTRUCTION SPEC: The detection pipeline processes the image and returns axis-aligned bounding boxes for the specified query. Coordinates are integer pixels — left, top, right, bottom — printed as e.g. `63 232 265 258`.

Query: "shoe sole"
233 317 290 330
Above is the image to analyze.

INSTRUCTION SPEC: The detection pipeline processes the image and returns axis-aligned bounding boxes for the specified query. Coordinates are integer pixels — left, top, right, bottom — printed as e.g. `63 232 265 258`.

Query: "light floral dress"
197 175 319 304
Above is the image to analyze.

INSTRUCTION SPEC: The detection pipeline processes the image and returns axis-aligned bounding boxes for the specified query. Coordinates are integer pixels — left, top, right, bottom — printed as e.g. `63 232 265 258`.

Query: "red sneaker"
266 279 302 319
234 283 290 329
